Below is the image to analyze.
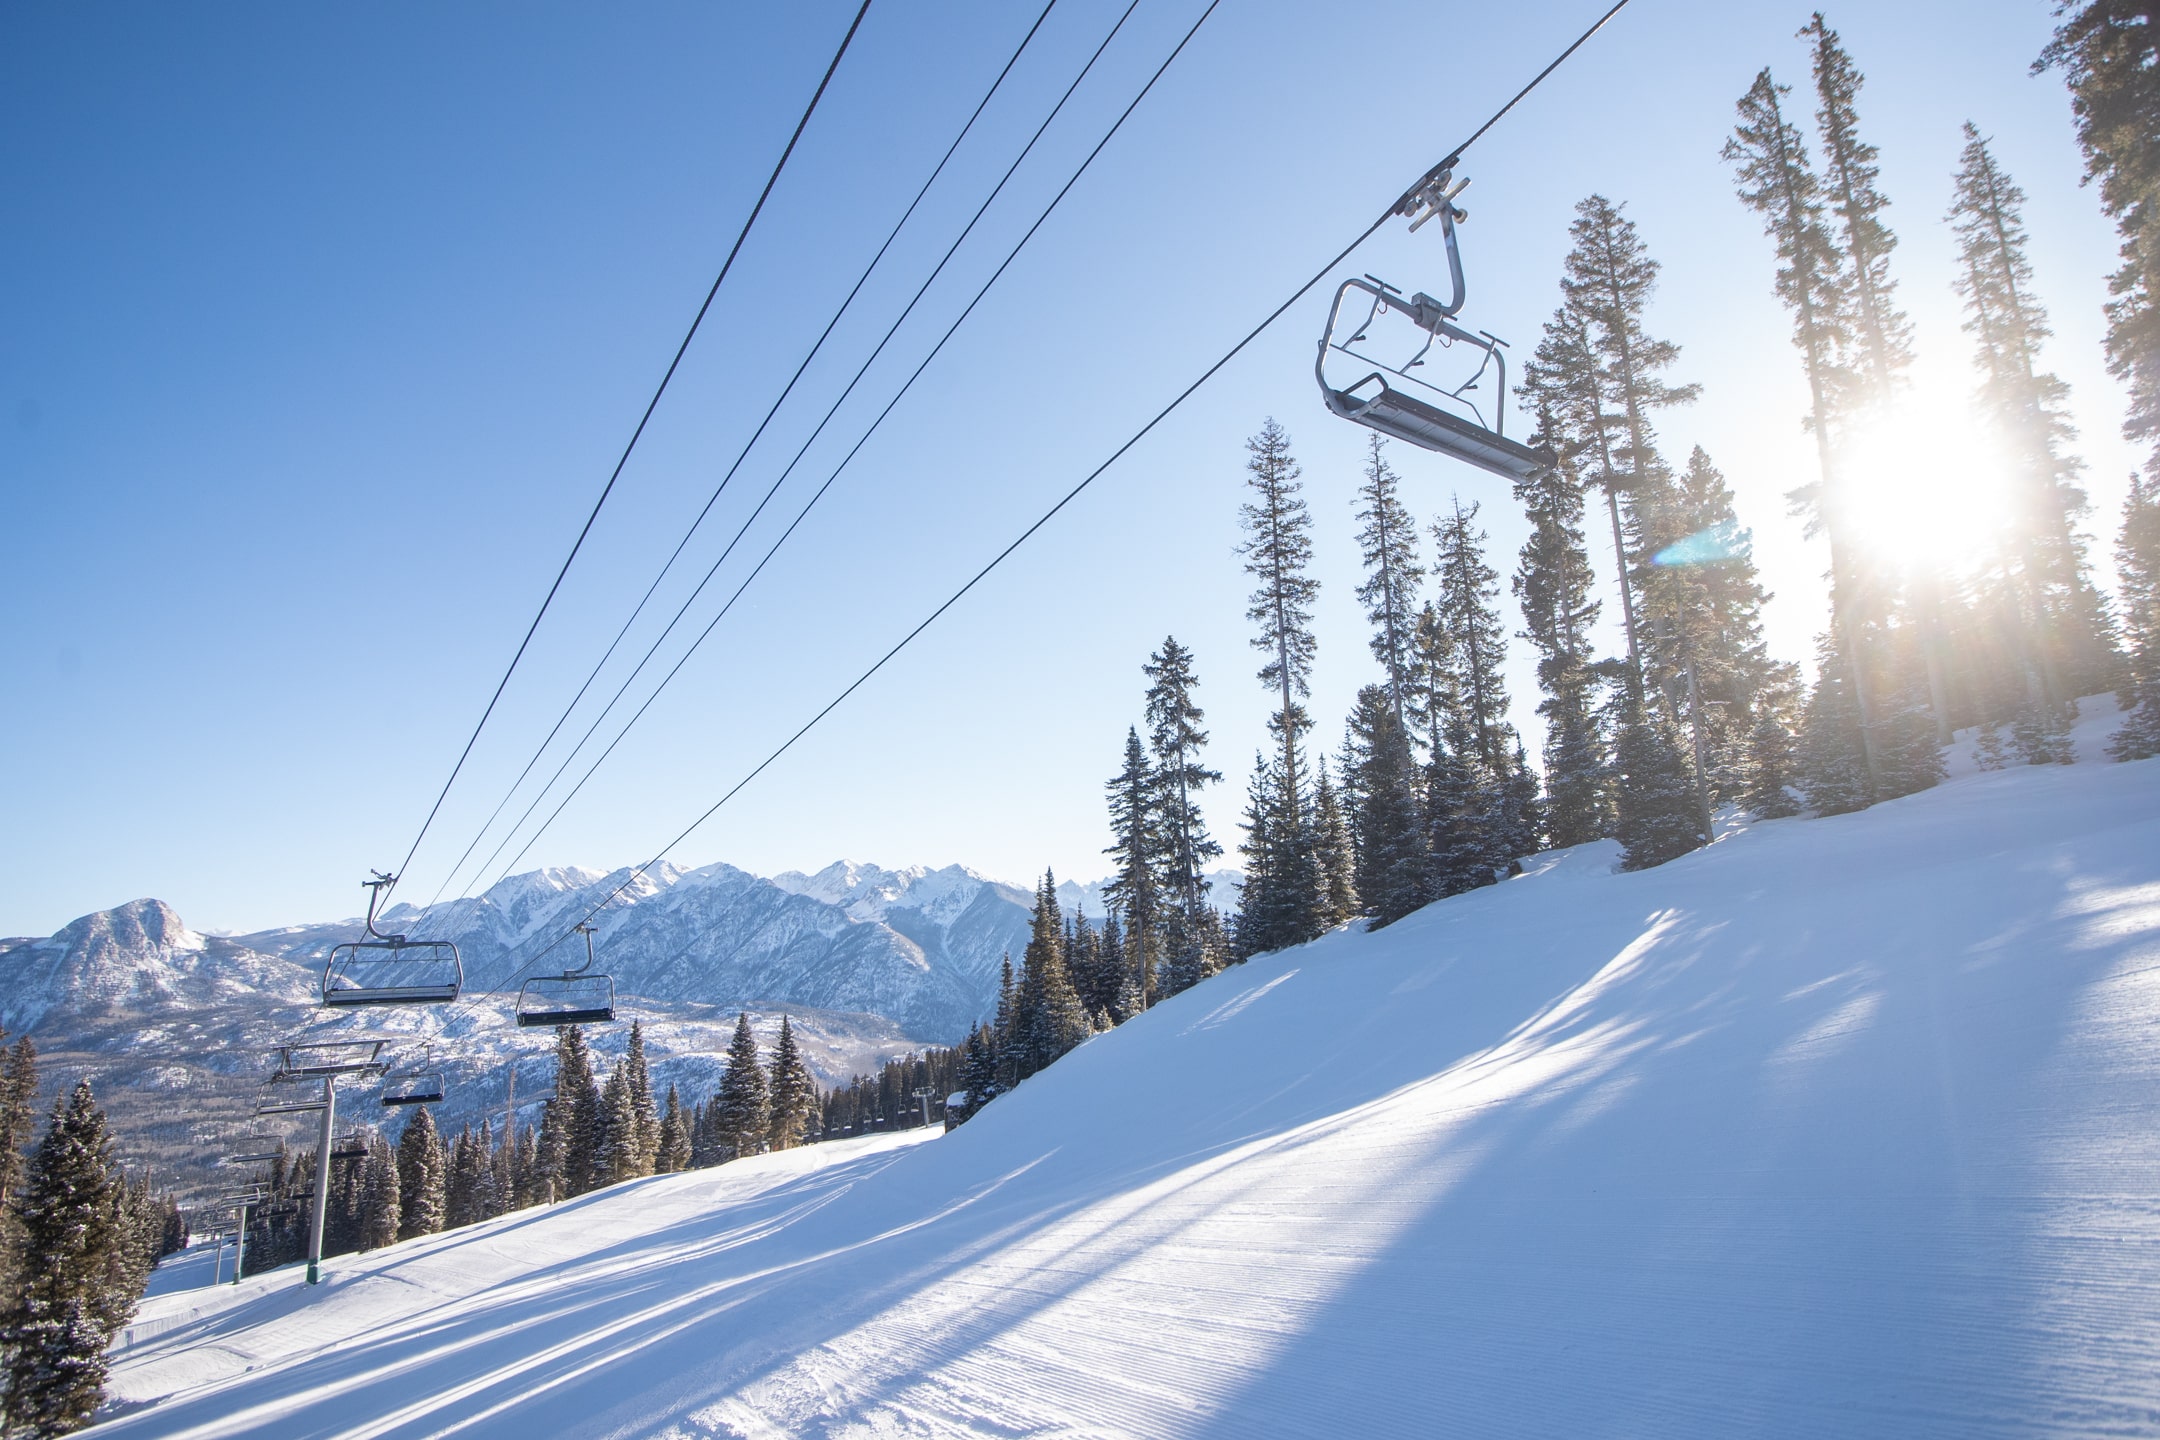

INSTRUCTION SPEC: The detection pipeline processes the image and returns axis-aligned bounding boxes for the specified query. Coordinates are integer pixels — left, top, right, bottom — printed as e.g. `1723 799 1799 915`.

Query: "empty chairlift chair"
321 872 463 1008
380 1069 445 1107
1314 166 1554 485
516 922 616 1028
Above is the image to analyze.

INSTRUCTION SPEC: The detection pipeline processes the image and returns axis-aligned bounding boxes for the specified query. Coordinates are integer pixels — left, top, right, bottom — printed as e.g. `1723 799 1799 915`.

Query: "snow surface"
98 719 2160 1437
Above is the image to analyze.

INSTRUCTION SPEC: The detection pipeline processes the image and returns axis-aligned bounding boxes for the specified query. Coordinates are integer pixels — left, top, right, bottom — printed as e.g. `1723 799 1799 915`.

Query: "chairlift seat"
515 972 616 1028
380 1073 445 1107
322 938 462 1008
1321 376 1551 483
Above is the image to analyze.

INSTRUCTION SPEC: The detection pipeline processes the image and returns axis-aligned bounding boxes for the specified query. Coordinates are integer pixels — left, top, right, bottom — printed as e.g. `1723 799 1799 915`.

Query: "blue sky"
1 0 2140 936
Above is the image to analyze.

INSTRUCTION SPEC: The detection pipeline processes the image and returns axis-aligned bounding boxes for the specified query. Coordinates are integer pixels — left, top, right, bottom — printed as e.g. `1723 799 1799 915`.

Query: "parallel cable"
459 0 1150 898
483 0 1635 987
388 0 875 890
422 0 1061 909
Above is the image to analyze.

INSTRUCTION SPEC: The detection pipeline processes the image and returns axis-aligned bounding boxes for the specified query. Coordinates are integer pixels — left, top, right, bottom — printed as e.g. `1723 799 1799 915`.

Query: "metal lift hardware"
1315 166 1554 483
321 872 463 1007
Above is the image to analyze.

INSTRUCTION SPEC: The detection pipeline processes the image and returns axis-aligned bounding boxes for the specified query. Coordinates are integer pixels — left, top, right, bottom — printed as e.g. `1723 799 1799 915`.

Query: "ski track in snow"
99 713 2160 1438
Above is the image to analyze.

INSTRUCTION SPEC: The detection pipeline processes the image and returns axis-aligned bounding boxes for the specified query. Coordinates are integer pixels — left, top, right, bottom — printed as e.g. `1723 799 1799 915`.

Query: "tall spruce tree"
0 1082 131 1439
765 1017 819 1152
622 1021 658 1176
1726 68 1883 795
2111 471 2160 758
1949 122 2118 699
360 1134 399 1250
1019 873 1091 1075
1143 637 1223 915
656 1086 692 1175
2037 1 2160 463
1614 700 1708 870
394 1106 446 1241
1344 686 1429 927
1311 758 1358 926
1557 196 1703 695
0 1036 38 1320
712 1013 769 1163
1804 13 1913 409
549 1024 605 1198
1238 418 1324 948
1431 498 1516 770
1102 727 1164 1008
1353 434 1426 730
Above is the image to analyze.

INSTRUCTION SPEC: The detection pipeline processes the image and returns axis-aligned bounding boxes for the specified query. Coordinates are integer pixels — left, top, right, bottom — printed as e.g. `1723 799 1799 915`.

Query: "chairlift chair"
1315 166 1553 484
321 873 463 1008
380 1070 445 1107
515 922 616 1028
329 1133 369 1161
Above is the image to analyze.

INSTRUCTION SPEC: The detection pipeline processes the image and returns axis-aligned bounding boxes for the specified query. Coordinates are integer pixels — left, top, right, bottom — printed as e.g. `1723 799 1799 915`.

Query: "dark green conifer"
1614 701 1708 870
395 1106 446 1240
1353 434 1425 729
2111 471 2160 758
765 1017 819 1151
713 1013 769 1163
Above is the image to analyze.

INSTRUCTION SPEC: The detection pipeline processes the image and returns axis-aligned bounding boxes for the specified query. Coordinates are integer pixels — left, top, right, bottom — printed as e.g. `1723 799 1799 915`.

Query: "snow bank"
97 731 2160 1437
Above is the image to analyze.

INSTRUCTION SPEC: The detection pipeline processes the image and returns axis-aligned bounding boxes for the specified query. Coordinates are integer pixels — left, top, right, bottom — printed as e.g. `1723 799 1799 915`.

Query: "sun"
1831 389 2015 582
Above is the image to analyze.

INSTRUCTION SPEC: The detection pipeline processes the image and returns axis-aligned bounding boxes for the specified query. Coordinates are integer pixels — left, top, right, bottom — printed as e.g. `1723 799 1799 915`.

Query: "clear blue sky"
1 0 2139 936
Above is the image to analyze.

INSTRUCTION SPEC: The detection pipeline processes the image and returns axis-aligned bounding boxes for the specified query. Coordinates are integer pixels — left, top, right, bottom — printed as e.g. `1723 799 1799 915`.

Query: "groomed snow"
100 713 2160 1437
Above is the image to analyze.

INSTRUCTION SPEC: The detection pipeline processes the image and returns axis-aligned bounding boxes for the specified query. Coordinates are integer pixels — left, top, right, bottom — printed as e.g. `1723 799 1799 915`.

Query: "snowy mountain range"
0 858 1115 1195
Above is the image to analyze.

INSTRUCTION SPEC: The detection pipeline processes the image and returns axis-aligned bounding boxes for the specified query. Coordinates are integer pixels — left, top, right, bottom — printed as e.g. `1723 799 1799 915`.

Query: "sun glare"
1833 395 2014 581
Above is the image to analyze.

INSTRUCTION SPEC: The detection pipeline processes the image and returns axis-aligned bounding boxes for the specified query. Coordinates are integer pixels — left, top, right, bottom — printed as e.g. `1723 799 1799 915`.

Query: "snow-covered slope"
100 734 2160 1436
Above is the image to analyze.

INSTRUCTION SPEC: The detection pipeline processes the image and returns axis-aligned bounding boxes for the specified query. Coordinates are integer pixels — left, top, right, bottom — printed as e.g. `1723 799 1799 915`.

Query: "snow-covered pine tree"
0 1035 38 1319
395 1107 446 1240
1312 758 1357 926
713 1012 769 1163
1614 700 1708 870
2112 471 2160 758
1102 727 1164 1008
360 1134 399 1249
0 1082 131 1438
443 1125 477 1228
1143 636 1224 920
656 1086 691 1174
1344 685 1427 928
1949 122 2119 700
765 1017 819 1152
1238 418 1324 947
1019 873 1091 1076
1800 631 1872 814
548 1024 605 1198
1423 747 1492 899
1496 740 1547 865
993 955 1026 1091
2037 2 2160 467
1353 434 1426 731
599 1064 641 1185
623 1021 658 1176
1431 497 1518 772
1743 690 1803 819
1726 68 1883 797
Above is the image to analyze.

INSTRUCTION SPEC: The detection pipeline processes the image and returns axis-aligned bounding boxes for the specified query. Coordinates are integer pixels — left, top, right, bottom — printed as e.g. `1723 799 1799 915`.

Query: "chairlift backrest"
380 1072 445 1107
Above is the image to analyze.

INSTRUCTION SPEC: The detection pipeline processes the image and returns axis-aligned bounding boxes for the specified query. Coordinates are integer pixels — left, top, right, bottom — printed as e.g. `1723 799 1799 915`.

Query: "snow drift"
99 726 2160 1437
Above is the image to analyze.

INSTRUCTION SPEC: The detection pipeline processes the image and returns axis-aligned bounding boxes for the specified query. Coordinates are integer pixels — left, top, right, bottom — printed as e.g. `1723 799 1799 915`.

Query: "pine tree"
1019 873 1091 1076
1726 68 1883 794
1614 700 1708 870
599 1065 640 1185
360 1135 399 1250
1102 728 1164 1008
0 1082 131 1438
1233 751 1322 958
547 1025 605 1198
1143 637 1224 916
1423 748 1491 899
2112 470 2160 758
765 1017 819 1151
2037 1 2160 462
712 1013 769 1163
992 955 1025 1092
1949 122 2118 699
1803 13 1913 410
622 1021 658 1176
1353 434 1426 729
1345 686 1429 928
956 1027 998 1123
395 1107 446 1240
1743 694 1803 819
656 1086 692 1174
0 1036 38 1320
1556 195 1703 691
1239 418 1321 944
1430 497 1517 770
1311 758 1358 925
1800 632 1872 815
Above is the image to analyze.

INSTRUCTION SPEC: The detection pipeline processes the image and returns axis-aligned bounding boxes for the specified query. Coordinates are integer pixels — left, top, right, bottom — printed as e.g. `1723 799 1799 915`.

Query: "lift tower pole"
306 1075 336 1285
